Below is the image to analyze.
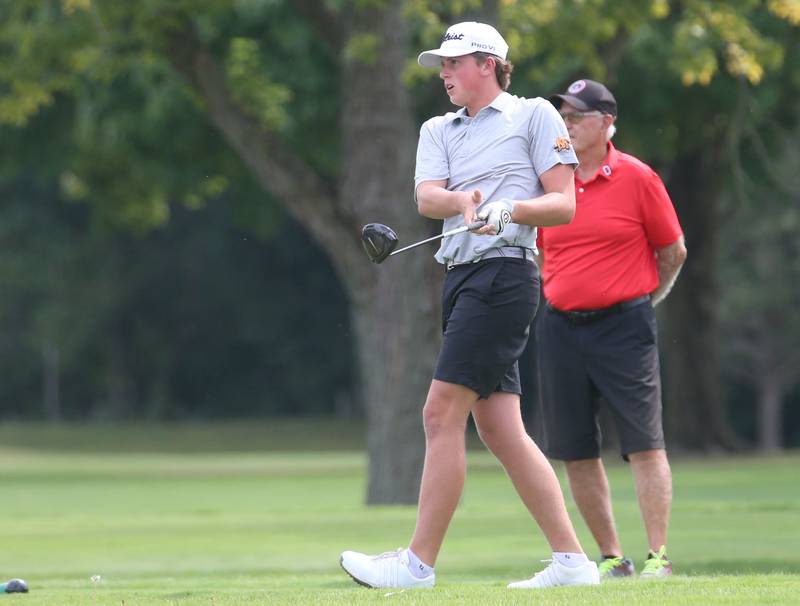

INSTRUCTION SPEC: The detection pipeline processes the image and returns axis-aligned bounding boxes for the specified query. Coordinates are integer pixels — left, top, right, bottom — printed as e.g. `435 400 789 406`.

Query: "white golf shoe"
340 548 435 589
507 558 600 589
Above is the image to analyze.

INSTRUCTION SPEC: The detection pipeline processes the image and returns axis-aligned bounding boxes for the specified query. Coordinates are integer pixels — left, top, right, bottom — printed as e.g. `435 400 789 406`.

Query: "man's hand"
651 236 687 306
460 190 483 226
476 199 515 235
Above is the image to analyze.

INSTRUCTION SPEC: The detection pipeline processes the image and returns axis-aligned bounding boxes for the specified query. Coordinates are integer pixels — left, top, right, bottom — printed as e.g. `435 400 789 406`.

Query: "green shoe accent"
598 556 623 577
641 546 672 578
598 556 635 578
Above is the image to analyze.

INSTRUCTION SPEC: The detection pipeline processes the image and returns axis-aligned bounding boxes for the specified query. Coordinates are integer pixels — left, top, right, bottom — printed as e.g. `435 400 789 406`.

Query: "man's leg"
563 458 623 557
628 448 671 552
408 379 477 566
472 392 582 553
340 379 475 588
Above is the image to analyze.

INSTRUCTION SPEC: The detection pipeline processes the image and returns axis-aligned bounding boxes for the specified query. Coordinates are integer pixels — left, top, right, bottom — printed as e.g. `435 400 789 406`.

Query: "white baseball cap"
418 21 509 68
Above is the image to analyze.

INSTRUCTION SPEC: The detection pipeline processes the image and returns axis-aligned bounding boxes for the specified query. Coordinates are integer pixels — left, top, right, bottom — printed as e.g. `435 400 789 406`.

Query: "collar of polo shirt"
447 92 513 122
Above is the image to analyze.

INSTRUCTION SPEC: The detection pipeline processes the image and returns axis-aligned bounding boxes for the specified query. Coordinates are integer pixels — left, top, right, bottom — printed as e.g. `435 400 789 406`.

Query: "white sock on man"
405 548 435 578
553 552 590 568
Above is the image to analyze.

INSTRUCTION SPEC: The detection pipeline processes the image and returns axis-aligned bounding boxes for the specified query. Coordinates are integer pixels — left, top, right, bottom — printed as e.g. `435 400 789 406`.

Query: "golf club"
361 220 487 264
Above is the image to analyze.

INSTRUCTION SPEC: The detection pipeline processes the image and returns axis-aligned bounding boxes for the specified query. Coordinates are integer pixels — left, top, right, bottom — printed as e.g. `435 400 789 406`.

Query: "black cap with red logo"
549 79 617 116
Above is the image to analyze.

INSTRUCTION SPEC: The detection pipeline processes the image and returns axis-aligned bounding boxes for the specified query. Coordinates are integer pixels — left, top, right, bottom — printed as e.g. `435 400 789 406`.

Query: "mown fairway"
0 422 798 605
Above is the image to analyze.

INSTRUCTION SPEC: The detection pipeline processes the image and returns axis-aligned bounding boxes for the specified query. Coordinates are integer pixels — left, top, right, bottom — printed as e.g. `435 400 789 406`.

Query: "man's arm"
651 236 687 306
476 164 576 235
416 180 482 225
514 163 576 227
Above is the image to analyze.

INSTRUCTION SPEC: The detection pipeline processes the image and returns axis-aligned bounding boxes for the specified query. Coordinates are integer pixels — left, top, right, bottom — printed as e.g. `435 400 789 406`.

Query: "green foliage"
226 37 292 129
0 1 89 125
669 2 784 86
343 32 379 65
2 0 797 230
768 0 800 23
0 0 337 231
503 0 793 87
403 0 799 176
406 1 796 106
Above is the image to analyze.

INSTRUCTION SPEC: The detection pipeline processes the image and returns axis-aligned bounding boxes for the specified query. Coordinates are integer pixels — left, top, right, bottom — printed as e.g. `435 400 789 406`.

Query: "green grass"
0 423 798 604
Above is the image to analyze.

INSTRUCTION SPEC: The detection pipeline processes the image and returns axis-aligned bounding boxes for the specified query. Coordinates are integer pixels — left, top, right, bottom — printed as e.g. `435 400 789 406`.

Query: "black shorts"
434 258 539 399
538 299 664 460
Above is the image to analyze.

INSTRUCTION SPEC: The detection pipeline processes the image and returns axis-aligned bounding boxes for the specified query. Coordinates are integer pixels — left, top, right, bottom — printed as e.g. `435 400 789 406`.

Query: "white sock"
405 548 434 578
553 552 590 568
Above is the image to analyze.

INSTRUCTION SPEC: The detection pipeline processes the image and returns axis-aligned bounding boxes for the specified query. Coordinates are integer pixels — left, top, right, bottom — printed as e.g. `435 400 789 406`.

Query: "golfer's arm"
651 236 687 306
511 164 576 227
416 180 468 220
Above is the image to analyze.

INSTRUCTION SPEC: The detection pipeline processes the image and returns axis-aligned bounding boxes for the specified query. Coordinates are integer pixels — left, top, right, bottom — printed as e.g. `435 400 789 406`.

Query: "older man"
538 78 686 579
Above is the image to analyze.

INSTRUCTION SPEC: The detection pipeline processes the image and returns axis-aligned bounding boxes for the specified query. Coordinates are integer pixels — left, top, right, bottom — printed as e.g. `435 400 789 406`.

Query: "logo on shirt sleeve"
554 137 572 152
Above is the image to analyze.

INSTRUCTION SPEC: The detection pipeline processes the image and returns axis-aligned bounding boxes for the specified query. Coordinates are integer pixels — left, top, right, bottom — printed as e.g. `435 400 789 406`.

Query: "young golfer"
340 22 599 590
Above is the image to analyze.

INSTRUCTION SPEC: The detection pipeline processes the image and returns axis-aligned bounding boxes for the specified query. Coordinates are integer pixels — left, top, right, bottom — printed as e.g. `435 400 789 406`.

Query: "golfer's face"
439 55 481 107
559 101 608 153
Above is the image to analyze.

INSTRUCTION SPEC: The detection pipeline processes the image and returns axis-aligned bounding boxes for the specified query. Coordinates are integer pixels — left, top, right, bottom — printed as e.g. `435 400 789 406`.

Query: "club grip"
467 220 487 231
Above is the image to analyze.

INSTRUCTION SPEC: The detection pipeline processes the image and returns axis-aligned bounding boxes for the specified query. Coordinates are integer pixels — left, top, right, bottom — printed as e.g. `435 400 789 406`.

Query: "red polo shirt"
538 142 683 311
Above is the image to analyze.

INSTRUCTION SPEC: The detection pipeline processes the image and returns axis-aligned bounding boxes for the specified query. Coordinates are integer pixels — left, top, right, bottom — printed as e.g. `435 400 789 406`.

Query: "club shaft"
389 220 485 256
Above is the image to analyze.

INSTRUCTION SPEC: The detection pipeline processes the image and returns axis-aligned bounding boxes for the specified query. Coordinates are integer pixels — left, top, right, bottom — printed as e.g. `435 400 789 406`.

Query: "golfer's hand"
476 199 515 235
460 190 483 227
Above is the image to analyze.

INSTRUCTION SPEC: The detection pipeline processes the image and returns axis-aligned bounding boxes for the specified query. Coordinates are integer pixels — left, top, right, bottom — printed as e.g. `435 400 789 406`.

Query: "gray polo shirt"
414 92 577 265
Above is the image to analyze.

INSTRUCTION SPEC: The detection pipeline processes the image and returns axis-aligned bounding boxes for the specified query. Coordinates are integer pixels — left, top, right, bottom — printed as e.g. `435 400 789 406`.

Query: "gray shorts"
537 298 665 460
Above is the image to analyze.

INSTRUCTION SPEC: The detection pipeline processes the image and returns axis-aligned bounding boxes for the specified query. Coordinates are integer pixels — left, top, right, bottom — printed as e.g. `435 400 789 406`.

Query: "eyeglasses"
559 111 604 123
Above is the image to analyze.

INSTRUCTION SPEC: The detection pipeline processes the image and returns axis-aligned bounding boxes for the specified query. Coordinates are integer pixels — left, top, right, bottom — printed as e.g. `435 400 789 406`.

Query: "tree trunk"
169 1 440 503
757 373 783 452
340 1 440 504
662 150 739 450
103 331 134 421
42 341 61 422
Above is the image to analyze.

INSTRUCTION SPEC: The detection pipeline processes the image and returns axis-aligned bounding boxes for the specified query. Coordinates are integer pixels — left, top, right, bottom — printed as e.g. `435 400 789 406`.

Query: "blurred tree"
0 178 354 421
1 0 798 504
718 115 800 452
1 0 431 505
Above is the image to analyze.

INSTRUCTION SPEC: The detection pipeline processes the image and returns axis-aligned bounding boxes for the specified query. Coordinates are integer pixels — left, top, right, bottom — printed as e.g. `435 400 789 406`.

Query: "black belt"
446 247 535 271
547 295 651 324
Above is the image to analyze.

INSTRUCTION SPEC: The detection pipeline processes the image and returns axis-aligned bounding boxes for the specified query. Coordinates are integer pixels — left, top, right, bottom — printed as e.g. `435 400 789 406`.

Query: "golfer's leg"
629 449 671 551
472 392 583 553
564 459 623 556
409 379 477 566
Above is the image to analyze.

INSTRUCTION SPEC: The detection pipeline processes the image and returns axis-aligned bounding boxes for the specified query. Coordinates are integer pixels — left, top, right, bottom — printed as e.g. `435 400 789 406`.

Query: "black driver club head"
361 223 399 264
